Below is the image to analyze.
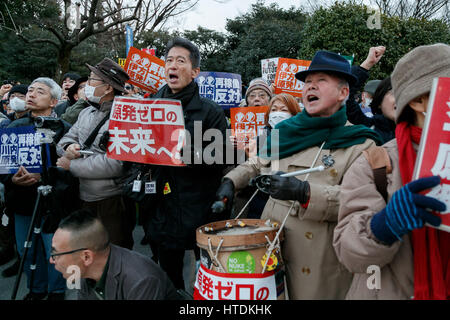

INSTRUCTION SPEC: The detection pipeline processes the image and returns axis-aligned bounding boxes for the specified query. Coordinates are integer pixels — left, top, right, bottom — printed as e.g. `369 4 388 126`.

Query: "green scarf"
258 106 382 160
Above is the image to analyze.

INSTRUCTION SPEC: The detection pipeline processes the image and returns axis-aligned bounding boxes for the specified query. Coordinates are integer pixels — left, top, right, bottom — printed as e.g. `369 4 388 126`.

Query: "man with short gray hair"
3 77 70 300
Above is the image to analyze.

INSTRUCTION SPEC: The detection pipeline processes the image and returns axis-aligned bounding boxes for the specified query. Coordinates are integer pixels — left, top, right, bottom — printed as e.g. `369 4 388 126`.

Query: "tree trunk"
55 45 73 83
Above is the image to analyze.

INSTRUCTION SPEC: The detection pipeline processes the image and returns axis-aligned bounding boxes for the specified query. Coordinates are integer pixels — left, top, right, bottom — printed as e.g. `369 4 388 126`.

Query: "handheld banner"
413 77 450 232
195 72 242 110
123 47 167 94
261 58 280 86
107 97 185 167
230 106 269 149
125 24 133 56
0 126 48 174
273 58 311 98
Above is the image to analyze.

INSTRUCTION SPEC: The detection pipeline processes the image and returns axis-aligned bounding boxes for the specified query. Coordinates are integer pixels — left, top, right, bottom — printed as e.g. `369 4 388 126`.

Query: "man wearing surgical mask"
57 58 135 250
0 84 29 128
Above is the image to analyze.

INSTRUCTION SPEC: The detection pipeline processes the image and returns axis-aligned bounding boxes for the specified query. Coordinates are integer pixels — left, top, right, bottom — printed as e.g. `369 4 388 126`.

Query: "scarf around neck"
258 106 382 159
395 122 450 300
159 80 198 108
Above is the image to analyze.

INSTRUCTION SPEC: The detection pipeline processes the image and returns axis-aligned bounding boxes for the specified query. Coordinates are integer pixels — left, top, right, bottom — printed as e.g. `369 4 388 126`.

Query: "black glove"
99 130 110 152
269 172 310 204
211 178 235 213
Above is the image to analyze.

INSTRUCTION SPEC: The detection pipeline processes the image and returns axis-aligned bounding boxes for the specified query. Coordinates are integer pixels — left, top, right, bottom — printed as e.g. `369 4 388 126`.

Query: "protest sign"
107 97 185 167
123 47 167 94
195 72 242 110
340 54 354 66
261 58 280 86
273 58 311 97
0 126 48 174
125 24 133 56
413 77 450 232
230 106 269 149
194 264 278 300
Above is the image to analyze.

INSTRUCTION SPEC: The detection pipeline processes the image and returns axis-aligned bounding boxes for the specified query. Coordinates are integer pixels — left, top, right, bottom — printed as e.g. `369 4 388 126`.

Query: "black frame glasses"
50 248 87 260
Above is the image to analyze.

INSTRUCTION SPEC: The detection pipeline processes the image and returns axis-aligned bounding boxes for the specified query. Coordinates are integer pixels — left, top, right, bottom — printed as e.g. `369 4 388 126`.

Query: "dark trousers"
82 195 134 250
149 241 186 290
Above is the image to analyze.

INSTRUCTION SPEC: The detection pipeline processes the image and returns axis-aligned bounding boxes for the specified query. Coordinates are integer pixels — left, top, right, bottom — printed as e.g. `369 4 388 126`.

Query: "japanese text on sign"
230 106 269 149
413 77 450 232
261 58 279 86
196 72 242 110
273 58 311 98
0 126 45 174
107 97 185 166
124 47 167 94
194 264 277 300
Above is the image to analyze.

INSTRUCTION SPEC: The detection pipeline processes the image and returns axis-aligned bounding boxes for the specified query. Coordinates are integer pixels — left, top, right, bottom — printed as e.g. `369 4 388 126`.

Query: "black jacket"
144 85 228 250
347 66 395 145
2 113 71 218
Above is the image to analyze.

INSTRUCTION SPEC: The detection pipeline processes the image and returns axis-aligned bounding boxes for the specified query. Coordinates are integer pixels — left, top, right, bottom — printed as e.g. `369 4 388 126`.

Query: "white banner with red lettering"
107 97 185 166
413 77 450 232
194 264 277 300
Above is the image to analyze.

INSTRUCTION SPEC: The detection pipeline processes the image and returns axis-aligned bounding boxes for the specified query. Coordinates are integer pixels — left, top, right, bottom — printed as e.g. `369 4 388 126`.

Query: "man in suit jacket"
50 209 179 300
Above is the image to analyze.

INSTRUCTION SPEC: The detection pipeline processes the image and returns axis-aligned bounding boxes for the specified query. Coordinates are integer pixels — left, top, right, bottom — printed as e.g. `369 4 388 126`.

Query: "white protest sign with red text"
123 47 167 94
413 77 450 232
107 97 185 167
194 264 277 300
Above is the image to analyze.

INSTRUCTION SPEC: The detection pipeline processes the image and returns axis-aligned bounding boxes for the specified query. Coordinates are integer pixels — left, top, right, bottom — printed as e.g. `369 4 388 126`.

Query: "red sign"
107 97 185 166
413 77 450 232
123 47 166 94
230 106 269 149
193 264 278 300
273 58 311 98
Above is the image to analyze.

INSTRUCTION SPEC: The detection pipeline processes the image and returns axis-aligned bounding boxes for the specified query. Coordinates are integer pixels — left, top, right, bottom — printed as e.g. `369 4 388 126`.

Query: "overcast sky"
167 0 307 33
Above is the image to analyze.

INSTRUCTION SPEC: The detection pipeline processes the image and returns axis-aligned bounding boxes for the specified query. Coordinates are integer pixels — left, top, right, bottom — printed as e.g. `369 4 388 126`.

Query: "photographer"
3 77 70 300
56 58 134 250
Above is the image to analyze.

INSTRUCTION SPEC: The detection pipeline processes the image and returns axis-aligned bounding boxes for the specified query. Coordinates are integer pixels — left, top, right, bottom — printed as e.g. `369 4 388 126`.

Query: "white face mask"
9 97 27 112
268 111 292 128
84 83 107 104
362 97 372 109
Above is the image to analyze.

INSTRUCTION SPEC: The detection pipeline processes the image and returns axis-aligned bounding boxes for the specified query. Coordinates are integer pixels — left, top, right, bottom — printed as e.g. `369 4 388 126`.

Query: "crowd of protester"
0 37 448 301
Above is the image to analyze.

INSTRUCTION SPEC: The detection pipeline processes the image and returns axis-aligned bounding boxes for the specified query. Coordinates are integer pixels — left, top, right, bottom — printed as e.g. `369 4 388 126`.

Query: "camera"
34 116 64 131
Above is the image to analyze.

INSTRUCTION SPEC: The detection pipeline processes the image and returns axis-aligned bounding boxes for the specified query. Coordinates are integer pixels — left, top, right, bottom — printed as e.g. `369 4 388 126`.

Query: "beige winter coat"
225 135 376 299
333 139 415 299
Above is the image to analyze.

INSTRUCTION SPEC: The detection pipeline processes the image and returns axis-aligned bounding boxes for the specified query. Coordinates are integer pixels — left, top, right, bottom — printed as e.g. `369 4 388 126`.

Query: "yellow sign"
118 58 126 68
163 182 171 195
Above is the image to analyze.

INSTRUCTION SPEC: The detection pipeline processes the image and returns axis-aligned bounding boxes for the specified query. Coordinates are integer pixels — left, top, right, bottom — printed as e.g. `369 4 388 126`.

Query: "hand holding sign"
12 166 40 187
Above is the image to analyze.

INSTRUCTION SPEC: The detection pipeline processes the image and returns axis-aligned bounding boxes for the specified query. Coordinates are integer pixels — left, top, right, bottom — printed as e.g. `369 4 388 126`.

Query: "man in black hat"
56 58 134 250
216 50 382 299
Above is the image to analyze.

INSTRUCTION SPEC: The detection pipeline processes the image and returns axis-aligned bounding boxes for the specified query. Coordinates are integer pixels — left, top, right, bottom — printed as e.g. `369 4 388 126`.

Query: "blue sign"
126 25 134 56
0 126 49 174
196 72 242 110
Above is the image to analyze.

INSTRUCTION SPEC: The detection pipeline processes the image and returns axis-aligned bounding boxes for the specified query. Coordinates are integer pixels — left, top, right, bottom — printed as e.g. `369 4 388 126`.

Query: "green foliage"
298 2 450 81
224 1 307 84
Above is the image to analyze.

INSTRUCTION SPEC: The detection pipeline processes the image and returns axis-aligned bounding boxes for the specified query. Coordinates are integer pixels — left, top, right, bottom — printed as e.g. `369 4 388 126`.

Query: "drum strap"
208 238 226 273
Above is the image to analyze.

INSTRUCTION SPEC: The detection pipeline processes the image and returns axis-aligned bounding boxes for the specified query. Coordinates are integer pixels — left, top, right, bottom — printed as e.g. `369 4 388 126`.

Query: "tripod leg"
10 192 41 300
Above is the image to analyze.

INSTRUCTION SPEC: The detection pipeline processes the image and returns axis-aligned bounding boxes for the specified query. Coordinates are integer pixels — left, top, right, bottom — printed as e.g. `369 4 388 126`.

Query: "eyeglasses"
248 93 269 99
50 248 87 260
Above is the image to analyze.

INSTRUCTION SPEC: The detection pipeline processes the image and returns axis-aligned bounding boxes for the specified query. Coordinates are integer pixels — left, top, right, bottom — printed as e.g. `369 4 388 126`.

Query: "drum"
194 218 285 300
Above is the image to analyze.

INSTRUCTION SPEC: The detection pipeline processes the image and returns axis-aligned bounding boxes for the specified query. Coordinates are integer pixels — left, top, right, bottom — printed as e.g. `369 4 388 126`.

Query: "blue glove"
371 176 445 245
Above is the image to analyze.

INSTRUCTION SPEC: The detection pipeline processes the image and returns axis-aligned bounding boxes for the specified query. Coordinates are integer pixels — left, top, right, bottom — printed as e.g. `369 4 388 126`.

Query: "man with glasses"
56 58 135 250
244 78 272 107
4 77 70 300
50 209 179 300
